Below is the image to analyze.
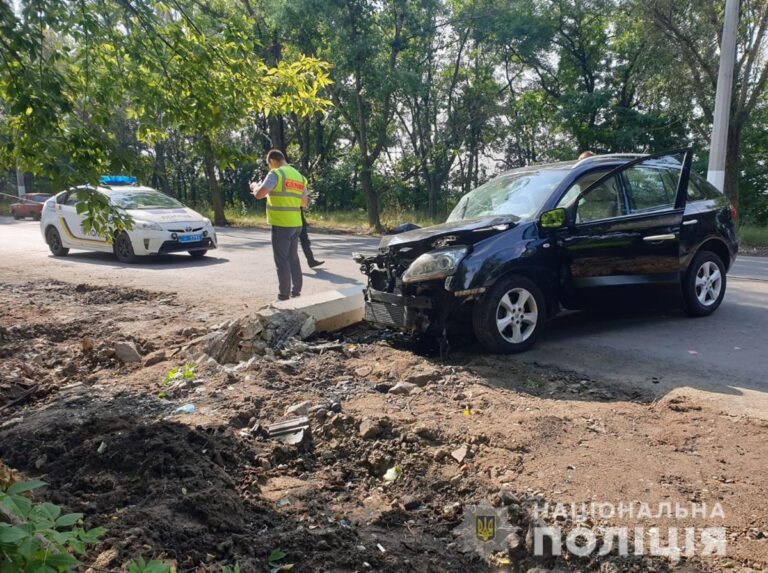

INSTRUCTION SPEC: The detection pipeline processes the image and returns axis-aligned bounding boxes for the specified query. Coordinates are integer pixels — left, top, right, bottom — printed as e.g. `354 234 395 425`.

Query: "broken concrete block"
388 382 416 395
114 341 141 363
144 350 166 367
407 366 440 387
285 400 312 416
451 445 468 464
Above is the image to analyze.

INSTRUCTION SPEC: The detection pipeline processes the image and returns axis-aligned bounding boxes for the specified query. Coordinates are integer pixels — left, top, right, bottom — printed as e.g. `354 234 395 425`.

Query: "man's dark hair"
266 149 286 163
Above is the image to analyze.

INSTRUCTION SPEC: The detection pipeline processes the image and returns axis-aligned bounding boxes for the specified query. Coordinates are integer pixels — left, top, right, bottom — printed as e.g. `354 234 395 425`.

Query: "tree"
645 0 768 211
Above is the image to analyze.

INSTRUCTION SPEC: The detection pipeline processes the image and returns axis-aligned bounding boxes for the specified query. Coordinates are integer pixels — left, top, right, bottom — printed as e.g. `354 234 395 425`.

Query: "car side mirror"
539 208 567 229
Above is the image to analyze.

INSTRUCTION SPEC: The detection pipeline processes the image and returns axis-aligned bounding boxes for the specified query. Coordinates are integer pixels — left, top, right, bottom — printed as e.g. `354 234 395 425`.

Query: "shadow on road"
54 251 229 269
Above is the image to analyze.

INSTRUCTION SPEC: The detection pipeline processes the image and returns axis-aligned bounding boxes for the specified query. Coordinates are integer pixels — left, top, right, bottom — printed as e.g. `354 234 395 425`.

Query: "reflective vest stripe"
267 205 302 212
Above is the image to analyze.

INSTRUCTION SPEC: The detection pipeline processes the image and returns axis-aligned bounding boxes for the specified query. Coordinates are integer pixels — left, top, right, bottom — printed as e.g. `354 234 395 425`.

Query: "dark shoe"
291 292 301 298
277 294 290 301
308 259 324 268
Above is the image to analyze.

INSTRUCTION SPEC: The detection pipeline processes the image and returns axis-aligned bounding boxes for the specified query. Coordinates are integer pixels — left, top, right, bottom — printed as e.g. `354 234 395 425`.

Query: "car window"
557 169 611 209
688 172 723 200
109 190 184 210
576 174 624 223
623 165 677 213
63 193 80 207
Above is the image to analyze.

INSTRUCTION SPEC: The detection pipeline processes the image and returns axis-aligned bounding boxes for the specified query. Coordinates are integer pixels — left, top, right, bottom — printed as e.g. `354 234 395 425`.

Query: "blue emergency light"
99 175 137 186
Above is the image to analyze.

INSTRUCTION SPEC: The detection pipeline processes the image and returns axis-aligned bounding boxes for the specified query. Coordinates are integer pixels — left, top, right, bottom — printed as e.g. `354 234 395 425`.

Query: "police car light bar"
99 175 137 186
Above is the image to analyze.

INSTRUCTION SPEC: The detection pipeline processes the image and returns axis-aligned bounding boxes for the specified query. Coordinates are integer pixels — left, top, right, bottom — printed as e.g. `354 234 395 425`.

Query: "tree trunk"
360 161 381 231
201 134 227 226
724 123 741 218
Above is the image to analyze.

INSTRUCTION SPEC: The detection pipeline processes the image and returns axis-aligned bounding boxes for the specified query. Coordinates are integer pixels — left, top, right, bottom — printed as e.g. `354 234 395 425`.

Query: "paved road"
2 217 767 416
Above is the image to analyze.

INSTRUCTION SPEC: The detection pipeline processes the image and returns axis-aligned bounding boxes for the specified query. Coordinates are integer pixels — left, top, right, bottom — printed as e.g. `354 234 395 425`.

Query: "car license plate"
178 234 202 243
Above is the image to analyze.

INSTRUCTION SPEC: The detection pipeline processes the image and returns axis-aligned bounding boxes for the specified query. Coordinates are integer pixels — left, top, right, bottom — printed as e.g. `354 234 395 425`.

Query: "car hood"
126 207 206 224
379 215 520 251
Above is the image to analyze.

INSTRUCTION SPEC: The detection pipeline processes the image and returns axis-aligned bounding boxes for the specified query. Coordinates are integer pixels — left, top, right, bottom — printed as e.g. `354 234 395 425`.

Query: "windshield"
447 169 569 222
110 190 184 210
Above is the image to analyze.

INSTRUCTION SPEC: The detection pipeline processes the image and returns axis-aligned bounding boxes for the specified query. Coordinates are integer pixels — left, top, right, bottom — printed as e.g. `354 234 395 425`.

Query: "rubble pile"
201 307 316 364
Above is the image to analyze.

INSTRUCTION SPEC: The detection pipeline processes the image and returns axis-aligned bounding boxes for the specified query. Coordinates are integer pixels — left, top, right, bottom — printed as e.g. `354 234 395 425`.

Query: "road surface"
2 217 767 417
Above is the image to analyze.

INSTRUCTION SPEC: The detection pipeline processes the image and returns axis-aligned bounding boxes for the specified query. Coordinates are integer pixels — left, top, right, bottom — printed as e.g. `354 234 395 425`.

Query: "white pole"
15 165 26 196
707 0 740 192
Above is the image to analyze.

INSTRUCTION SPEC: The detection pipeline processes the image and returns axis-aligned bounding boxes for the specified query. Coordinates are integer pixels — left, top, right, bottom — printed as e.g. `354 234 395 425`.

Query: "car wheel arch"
481 265 560 319
690 237 732 271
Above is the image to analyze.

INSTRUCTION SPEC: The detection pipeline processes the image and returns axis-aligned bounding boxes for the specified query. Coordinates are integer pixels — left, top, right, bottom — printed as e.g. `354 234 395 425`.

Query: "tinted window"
624 166 677 212
688 172 723 201
576 175 624 223
557 169 611 209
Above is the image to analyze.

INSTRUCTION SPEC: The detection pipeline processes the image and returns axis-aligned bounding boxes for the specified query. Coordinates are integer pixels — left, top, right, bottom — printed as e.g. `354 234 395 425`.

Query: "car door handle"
682 219 698 226
643 234 677 242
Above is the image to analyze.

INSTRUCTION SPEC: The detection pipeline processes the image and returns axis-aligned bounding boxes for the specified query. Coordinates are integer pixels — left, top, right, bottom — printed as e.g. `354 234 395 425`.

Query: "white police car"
40 176 217 263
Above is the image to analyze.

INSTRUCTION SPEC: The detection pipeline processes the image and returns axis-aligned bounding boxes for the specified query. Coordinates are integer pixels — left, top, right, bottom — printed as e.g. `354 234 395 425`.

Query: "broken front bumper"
364 288 435 332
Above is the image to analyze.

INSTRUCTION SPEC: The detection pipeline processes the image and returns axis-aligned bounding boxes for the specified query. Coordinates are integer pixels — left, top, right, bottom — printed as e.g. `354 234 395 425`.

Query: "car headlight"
133 219 163 232
402 246 468 284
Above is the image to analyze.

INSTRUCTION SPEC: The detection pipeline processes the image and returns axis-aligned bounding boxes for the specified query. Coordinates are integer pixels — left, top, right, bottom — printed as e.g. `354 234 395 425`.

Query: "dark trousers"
300 209 316 263
271 226 302 299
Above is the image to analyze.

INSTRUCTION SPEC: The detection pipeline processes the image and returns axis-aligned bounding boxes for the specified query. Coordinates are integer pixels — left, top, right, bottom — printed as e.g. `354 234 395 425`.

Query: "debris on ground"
1 280 767 572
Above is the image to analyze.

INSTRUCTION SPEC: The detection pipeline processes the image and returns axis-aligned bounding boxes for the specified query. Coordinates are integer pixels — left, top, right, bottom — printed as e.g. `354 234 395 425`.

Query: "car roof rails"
573 153 649 168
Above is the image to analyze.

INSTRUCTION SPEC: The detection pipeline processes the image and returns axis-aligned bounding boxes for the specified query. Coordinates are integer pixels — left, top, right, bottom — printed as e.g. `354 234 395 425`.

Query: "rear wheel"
188 250 208 259
682 251 726 317
45 227 69 257
473 275 546 353
12 211 21 220
113 231 137 264
32 212 41 221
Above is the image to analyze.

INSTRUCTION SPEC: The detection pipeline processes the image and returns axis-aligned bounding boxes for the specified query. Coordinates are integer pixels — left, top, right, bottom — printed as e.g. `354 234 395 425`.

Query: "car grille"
159 238 214 253
364 300 408 328
168 226 203 233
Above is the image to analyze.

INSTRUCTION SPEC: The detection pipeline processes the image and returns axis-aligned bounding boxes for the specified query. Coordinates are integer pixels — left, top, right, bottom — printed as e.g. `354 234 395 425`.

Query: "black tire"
33 213 41 221
682 251 726 317
45 227 69 257
113 231 137 263
188 250 208 259
12 211 21 220
472 274 546 353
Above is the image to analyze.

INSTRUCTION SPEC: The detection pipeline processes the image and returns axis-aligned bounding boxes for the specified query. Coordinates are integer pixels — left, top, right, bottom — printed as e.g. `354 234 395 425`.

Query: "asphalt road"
2 217 767 417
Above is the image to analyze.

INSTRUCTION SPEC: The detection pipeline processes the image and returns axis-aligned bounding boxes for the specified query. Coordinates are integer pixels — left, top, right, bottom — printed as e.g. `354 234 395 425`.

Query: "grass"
739 224 768 248
224 207 444 234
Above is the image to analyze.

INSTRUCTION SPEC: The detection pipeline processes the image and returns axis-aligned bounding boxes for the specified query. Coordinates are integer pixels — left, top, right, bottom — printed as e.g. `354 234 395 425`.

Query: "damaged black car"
356 149 738 353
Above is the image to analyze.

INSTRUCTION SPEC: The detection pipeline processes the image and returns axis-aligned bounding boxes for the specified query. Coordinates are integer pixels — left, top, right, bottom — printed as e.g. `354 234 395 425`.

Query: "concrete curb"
272 285 364 332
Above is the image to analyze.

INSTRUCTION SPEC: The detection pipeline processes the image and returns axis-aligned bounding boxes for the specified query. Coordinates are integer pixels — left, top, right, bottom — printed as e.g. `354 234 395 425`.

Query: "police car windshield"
110 190 183 210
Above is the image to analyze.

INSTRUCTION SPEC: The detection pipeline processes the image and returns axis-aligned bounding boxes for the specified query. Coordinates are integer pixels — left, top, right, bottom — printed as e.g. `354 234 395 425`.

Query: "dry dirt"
1 281 767 573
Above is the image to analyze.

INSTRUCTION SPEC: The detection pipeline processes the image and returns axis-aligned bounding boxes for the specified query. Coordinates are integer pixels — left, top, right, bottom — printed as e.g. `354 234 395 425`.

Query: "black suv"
357 149 738 353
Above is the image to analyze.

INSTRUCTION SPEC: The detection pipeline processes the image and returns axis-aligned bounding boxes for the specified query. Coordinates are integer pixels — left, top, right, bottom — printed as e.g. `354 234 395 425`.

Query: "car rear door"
561 149 692 287
58 188 107 246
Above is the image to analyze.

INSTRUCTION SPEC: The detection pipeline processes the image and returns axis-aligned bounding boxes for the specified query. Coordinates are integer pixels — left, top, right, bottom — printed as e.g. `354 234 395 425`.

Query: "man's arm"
250 172 277 200
301 176 309 208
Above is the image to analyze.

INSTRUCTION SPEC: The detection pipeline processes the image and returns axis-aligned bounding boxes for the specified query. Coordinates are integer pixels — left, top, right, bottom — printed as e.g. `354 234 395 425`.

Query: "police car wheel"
46 227 69 257
113 232 137 264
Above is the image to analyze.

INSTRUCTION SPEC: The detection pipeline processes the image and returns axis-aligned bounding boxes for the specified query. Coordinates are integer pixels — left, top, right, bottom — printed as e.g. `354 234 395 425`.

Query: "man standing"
250 150 307 301
300 208 324 268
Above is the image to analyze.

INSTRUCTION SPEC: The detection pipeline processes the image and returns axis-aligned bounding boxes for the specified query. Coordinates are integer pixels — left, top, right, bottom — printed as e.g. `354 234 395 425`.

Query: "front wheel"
472 275 546 353
46 227 69 257
113 232 137 264
188 250 208 259
682 251 726 317
12 211 21 220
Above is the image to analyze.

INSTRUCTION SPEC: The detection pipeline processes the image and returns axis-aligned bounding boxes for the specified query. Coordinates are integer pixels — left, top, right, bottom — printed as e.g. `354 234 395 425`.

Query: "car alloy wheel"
694 260 722 306
473 274 546 353
496 287 538 344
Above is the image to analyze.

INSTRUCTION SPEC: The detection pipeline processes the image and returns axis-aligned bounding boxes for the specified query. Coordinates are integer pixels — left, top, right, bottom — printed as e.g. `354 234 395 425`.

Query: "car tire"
682 251 726 317
33 213 41 221
45 227 69 257
188 250 208 259
113 231 137 264
472 274 546 353
13 211 21 220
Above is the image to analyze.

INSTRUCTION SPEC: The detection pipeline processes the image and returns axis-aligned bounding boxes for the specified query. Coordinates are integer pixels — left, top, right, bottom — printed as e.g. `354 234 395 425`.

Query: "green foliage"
163 363 196 386
74 188 134 244
126 557 172 573
0 480 105 572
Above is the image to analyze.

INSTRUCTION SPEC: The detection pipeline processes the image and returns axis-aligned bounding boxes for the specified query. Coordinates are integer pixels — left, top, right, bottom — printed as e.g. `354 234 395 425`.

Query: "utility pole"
15 164 26 196
707 0 740 192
